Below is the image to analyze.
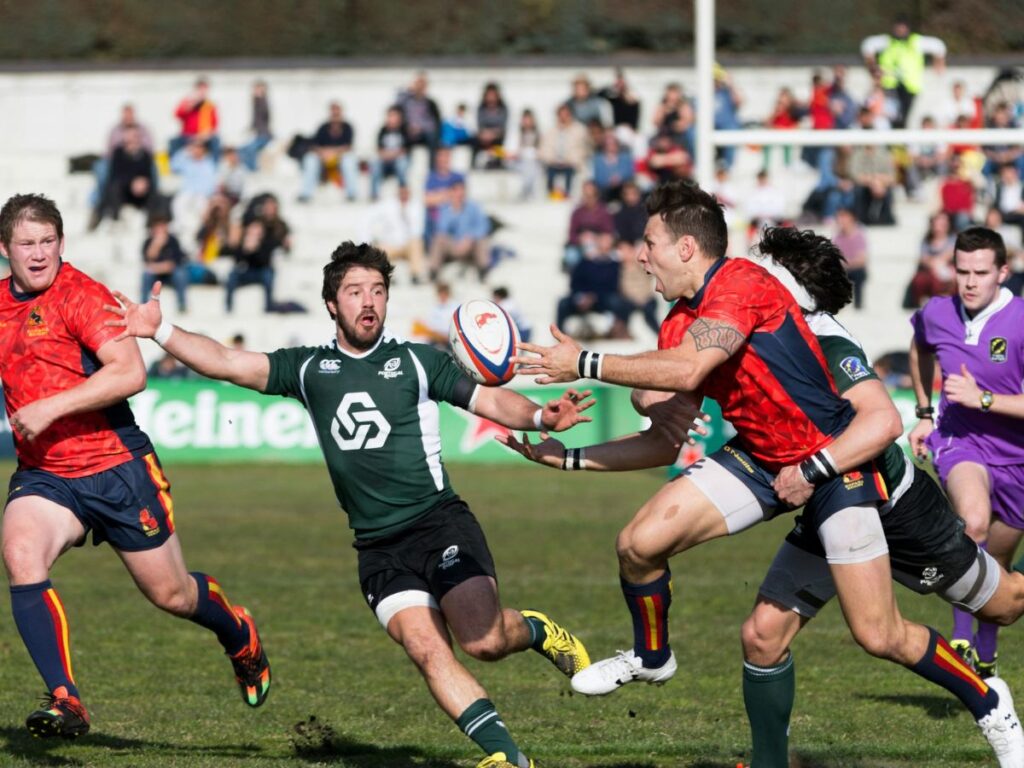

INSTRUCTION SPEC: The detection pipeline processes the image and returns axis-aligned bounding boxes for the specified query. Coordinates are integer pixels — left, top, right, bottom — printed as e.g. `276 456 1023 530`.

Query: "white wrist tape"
532 408 544 430
561 447 587 471
154 320 174 346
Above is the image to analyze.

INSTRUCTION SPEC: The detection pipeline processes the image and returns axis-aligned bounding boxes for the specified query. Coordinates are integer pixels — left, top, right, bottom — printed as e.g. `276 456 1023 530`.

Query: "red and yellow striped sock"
621 569 673 668
910 627 998 720
11 580 79 699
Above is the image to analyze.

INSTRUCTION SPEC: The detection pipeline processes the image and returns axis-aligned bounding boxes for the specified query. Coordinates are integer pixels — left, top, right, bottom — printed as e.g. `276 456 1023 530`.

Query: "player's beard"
338 311 383 351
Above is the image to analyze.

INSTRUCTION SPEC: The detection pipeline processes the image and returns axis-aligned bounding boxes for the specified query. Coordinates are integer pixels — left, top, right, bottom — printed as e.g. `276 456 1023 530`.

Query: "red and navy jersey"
0 262 152 477
659 258 855 472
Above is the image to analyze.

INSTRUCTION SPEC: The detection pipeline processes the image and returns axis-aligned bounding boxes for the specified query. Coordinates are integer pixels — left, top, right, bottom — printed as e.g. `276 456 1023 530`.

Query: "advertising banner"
0 384 921 465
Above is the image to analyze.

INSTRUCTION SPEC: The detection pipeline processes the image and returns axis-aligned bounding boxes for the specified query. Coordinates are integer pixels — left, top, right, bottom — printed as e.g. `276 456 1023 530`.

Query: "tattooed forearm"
687 318 745 355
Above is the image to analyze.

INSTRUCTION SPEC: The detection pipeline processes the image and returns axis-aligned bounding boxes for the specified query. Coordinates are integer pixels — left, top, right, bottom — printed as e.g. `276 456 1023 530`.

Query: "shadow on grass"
855 692 961 720
289 715 461 766
0 725 262 766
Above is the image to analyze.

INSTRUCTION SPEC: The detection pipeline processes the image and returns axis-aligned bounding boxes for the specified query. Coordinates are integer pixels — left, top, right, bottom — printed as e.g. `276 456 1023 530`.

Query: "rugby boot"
229 606 271 707
476 752 536 768
521 609 591 677
977 653 999 680
571 648 677 696
977 677 1024 768
26 686 90 739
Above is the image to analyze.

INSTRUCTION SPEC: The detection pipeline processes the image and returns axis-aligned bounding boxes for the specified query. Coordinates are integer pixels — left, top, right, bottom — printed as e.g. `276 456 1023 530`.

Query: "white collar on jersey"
958 287 1013 346
758 257 818 312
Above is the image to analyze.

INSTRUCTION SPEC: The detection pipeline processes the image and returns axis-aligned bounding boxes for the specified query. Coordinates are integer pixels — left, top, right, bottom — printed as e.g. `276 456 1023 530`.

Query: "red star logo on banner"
457 410 512 453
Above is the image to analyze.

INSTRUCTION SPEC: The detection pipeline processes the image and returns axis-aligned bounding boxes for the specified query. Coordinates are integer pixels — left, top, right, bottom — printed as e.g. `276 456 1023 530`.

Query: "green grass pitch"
0 460 1015 767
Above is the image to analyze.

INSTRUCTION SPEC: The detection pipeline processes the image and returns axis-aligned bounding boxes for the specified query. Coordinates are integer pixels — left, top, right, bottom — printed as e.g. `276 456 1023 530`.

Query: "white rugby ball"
449 299 521 386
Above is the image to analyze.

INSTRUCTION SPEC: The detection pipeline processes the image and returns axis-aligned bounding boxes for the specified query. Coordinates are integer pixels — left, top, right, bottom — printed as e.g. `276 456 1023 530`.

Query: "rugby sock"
909 627 998 720
10 580 80 699
743 654 794 768
621 569 672 668
187 572 249 656
951 606 974 643
456 698 522 764
975 621 999 665
523 615 546 652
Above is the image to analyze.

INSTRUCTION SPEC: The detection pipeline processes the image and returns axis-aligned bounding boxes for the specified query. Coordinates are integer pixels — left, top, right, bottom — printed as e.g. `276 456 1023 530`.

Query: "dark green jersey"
806 312 907 495
264 332 476 540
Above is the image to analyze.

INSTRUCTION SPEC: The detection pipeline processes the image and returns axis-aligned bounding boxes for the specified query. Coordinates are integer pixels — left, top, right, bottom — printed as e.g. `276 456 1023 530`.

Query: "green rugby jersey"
806 312 907 497
264 331 476 540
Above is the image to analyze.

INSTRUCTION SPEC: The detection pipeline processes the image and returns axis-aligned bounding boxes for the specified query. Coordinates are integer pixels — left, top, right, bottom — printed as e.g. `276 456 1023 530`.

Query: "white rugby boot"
977 676 1024 768
570 649 676 696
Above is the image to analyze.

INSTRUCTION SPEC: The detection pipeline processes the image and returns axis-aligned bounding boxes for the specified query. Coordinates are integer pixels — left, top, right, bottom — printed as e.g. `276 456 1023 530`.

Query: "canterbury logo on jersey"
319 359 342 373
330 392 391 451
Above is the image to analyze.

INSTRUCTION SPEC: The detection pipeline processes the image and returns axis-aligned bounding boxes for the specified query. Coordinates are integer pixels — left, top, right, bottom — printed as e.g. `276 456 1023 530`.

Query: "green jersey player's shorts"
760 465 996 617
355 496 497 629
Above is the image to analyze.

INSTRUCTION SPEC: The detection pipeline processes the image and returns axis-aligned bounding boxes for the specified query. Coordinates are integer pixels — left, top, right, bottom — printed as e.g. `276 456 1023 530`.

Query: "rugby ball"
449 299 521 386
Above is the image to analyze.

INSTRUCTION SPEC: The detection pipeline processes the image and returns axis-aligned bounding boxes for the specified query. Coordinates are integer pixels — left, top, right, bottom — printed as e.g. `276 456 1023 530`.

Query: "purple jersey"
911 288 1024 465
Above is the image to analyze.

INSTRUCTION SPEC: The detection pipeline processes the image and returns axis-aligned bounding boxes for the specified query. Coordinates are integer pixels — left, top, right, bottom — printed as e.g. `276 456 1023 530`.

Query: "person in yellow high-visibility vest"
861 15 946 129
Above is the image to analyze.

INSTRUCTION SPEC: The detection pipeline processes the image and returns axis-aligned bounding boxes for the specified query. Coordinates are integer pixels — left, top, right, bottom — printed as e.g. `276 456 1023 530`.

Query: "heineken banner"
0 383 922 464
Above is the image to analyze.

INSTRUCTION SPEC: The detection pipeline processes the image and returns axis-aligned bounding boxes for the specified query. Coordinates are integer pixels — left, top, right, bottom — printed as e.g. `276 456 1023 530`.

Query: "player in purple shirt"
910 226 1024 679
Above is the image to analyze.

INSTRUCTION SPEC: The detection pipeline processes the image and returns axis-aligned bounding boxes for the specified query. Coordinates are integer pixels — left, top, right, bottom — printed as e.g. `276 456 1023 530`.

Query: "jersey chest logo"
990 337 1008 363
330 391 391 451
26 305 49 337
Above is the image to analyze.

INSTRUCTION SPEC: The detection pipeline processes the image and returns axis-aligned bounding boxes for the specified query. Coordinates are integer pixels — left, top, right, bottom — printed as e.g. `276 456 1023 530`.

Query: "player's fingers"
150 281 163 300
516 341 543 355
576 398 596 412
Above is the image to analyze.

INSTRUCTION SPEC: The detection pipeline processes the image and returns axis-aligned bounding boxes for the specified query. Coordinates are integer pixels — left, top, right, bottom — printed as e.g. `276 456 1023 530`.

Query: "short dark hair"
321 242 394 319
754 226 852 315
0 193 64 248
645 180 728 259
954 226 1007 268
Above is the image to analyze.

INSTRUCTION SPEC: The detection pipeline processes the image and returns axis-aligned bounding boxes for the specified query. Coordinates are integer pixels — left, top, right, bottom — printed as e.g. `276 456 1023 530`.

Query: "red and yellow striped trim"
636 594 664 652
935 637 989 697
142 453 176 534
207 577 242 628
43 589 74 684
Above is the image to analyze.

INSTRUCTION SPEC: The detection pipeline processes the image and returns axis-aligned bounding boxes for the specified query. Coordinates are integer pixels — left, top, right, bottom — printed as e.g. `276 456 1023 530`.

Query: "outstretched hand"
513 325 583 385
105 282 164 342
540 388 595 432
495 431 566 469
633 389 710 447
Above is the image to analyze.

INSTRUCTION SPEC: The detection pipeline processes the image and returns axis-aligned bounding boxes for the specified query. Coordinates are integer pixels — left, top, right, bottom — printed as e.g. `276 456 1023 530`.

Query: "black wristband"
915 405 934 419
798 449 839 486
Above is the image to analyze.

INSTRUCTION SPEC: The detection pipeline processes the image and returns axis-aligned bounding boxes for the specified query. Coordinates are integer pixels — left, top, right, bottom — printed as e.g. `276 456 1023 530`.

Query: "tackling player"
511 182 1023 764
0 194 270 739
909 226 1024 682
740 227 1024 767
108 241 592 768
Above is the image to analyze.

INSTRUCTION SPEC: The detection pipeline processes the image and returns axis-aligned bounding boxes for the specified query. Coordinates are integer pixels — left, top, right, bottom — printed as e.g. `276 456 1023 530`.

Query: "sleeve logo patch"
990 337 1008 363
840 356 871 381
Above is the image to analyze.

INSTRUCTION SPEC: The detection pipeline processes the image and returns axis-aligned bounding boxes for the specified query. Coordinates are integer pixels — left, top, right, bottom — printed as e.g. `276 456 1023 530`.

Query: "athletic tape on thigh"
940 547 1001 613
375 589 439 629
818 505 889 565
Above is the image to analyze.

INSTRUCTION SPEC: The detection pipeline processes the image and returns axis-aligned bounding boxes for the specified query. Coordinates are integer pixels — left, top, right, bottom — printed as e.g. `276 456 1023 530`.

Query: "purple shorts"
932 441 1024 530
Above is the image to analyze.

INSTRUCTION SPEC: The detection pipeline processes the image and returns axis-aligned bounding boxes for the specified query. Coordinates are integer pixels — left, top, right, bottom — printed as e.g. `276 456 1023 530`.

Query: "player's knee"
615 527 654 572
2 539 47 583
149 582 195 617
460 632 509 662
740 614 789 667
848 622 901 660
402 633 455 672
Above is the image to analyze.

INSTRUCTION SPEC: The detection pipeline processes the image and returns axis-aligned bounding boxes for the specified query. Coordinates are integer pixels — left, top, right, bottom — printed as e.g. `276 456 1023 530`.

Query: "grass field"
0 460 1017 767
